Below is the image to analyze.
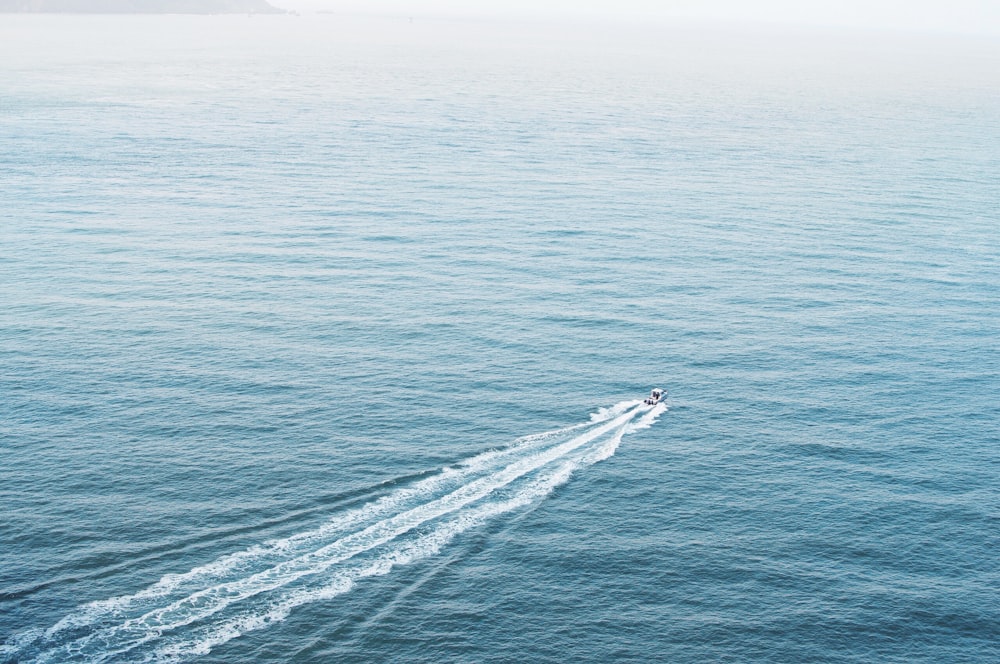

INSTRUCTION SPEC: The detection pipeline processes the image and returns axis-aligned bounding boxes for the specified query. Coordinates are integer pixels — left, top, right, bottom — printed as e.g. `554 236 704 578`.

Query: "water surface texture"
1 15 999 663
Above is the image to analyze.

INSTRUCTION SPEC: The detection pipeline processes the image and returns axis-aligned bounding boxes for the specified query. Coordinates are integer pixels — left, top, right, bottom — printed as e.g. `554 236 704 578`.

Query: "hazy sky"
283 0 1000 35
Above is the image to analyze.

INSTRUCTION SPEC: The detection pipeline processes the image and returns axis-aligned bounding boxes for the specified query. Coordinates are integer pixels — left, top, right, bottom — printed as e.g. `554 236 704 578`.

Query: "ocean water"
1 14 998 663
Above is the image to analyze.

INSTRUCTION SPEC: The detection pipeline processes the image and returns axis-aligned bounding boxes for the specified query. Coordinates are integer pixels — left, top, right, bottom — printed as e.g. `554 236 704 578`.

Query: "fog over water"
283 0 1000 34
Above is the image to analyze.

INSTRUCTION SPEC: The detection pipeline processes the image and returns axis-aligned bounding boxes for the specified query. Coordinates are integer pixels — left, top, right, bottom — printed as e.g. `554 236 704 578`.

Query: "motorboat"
644 388 666 405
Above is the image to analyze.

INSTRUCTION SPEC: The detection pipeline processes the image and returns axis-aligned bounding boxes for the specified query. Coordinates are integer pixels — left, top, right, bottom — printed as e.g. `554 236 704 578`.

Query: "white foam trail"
147 460 583 662
40 415 598 641
590 399 641 423
52 411 636 660
628 402 667 433
11 399 664 664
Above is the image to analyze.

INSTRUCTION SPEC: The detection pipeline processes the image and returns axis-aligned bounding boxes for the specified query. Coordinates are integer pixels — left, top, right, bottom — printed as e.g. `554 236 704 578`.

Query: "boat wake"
3 399 666 663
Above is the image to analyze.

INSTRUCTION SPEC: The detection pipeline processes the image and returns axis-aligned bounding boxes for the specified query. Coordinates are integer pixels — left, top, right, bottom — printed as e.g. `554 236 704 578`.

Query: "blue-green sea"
1 14 998 663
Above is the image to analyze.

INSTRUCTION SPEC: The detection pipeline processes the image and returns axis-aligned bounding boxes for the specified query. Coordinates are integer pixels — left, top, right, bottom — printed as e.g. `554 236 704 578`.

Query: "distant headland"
0 0 286 13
